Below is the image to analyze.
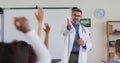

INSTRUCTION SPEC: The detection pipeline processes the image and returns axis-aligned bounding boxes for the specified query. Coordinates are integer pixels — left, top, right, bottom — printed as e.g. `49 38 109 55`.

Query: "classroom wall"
1 0 120 63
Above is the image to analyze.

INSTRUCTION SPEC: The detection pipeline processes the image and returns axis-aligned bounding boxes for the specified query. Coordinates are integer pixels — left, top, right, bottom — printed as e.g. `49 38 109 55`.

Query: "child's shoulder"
110 56 120 63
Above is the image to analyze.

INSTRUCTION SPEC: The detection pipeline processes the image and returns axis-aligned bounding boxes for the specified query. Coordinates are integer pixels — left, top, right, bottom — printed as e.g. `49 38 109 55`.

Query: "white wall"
1 0 120 63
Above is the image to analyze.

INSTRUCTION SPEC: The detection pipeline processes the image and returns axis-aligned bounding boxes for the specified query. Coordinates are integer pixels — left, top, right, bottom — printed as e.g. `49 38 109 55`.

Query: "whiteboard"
3 8 71 60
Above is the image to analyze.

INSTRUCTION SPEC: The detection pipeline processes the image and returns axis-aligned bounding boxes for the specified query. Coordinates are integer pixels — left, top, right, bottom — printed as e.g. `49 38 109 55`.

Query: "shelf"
109 33 120 35
107 21 120 23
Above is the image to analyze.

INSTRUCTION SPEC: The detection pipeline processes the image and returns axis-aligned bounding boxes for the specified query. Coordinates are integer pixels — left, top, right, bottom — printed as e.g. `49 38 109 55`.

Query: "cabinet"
106 21 120 62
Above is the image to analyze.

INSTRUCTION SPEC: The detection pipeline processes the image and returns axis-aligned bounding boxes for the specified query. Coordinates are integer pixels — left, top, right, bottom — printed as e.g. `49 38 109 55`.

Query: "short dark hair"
72 7 82 14
115 39 120 52
0 40 37 63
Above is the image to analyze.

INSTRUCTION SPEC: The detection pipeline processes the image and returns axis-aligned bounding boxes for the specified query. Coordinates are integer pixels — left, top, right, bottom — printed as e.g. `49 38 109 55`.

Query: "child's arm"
43 23 50 48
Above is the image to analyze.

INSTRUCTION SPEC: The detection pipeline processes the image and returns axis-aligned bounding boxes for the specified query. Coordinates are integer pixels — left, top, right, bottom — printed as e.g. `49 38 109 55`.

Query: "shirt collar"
72 21 79 26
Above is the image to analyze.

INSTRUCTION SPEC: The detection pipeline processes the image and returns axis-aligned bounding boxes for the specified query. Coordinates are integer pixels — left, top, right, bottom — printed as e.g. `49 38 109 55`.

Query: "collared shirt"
71 22 80 52
66 21 86 52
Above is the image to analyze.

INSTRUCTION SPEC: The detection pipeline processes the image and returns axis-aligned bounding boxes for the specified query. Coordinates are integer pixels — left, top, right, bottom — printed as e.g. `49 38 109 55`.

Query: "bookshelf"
106 21 120 62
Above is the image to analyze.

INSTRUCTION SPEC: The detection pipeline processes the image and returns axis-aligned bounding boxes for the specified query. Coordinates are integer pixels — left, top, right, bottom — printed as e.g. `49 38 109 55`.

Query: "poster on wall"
80 18 91 27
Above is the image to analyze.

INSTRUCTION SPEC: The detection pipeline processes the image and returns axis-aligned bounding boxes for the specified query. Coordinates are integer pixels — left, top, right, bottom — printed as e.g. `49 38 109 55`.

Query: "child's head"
0 40 37 63
115 39 120 55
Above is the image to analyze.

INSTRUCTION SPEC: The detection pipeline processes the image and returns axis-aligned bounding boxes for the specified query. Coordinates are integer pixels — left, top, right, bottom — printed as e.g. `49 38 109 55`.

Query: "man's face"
72 11 82 23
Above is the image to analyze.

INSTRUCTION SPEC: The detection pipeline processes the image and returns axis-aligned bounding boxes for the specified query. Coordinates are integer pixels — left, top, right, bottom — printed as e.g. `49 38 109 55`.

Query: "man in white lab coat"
62 7 92 63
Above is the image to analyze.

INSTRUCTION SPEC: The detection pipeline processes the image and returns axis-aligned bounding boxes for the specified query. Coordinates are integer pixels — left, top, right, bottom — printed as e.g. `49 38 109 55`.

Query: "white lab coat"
62 24 92 63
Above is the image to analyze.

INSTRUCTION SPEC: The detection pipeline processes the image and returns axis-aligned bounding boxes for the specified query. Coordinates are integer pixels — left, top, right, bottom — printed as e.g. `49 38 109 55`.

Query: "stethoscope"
81 25 86 34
